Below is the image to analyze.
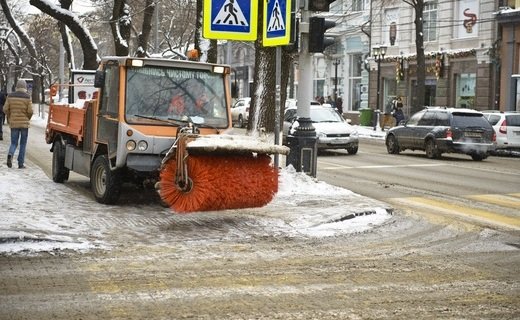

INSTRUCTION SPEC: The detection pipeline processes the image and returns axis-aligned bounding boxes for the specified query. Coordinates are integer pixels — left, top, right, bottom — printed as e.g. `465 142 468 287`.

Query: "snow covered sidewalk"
0 123 392 255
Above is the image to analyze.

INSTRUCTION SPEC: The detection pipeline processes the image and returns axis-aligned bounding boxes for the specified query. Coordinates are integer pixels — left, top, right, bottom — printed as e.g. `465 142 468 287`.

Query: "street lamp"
372 45 387 129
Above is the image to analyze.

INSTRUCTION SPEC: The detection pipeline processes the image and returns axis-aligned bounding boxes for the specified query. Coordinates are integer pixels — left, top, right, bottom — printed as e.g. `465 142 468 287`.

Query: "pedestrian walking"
335 97 343 116
0 90 6 140
393 96 405 125
4 79 33 169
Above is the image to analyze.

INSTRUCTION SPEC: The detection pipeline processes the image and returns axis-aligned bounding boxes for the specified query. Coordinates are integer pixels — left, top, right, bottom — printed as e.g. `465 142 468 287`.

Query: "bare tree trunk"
59 0 74 68
194 0 203 59
280 50 294 131
250 0 276 133
111 0 130 56
193 0 217 62
136 0 155 57
409 0 426 113
1 0 41 103
206 40 218 63
30 0 98 70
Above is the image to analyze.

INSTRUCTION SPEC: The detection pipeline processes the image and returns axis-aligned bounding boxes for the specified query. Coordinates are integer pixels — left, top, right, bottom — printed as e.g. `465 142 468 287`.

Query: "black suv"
385 107 496 161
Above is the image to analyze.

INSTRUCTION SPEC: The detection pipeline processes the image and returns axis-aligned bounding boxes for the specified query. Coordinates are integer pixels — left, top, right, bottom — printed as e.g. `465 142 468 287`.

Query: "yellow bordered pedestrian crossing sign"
263 0 291 46
203 0 258 41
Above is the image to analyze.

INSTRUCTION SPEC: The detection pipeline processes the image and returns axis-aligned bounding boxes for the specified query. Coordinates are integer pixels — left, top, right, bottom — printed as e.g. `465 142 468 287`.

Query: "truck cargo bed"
46 104 87 144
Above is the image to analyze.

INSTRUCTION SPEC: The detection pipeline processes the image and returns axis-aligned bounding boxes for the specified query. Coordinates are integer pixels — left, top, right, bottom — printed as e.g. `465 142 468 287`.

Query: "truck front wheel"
52 140 70 183
91 155 121 204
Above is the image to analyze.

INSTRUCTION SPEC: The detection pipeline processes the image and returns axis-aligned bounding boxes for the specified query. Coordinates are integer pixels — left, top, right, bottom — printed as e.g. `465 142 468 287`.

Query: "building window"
352 0 369 12
348 54 363 111
456 73 476 108
424 1 438 42
385 8 399 46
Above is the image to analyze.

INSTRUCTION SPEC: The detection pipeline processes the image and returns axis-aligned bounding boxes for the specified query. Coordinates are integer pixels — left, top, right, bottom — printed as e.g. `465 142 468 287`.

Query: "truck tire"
52 140 70 183
91 155 122 204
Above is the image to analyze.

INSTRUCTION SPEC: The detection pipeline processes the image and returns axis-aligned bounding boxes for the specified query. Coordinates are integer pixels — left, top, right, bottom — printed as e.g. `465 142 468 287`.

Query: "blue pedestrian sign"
263 0 291 46
203 0 258 41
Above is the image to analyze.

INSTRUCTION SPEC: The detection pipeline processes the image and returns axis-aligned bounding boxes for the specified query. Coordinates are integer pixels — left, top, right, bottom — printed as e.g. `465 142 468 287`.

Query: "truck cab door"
97 63 120 158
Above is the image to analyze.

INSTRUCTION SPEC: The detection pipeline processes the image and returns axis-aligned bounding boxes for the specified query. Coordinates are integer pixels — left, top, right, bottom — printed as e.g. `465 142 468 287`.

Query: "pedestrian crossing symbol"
203 0 258 41
263 0 291 46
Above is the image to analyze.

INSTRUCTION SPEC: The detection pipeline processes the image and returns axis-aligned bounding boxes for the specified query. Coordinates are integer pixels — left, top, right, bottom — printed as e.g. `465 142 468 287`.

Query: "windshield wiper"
169 116 221 134
134 114 181 125
134 114 221 133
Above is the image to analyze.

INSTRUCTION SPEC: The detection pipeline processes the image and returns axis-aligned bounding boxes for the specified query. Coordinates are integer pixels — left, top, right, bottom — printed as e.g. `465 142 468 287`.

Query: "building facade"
365 0 498 118
496 0 520 111
217 0 508 117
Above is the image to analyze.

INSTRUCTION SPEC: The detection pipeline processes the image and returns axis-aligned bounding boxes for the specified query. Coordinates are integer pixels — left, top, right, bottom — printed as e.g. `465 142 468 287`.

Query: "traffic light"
308 0 335 12
284 14 299 53
308 17 336 53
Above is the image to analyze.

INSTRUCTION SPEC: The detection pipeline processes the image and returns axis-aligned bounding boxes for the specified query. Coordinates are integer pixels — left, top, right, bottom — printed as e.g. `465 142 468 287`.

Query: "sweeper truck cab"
45 57 288 212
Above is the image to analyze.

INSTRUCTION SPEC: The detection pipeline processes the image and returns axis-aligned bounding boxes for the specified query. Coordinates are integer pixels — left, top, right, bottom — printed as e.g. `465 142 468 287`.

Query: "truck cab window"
100 65 119 115
125 66 229 128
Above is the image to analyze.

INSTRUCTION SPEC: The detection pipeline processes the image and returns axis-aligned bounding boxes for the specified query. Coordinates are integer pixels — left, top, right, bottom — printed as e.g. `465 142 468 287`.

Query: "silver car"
283 105 359 154
231 97 250 128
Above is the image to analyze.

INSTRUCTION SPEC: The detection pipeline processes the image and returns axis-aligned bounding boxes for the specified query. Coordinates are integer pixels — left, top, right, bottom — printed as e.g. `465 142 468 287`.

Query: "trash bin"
359 108 373 126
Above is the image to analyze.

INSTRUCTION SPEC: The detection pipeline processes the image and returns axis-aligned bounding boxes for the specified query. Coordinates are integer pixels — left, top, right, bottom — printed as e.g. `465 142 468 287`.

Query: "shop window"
384 78 397 105
456 73 476 108
348 54 363 110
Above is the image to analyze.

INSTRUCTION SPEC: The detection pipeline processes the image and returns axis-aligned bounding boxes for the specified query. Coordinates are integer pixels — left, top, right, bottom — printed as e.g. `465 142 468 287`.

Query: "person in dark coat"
393 96 405 125
335 97 343 117
4 80 33 168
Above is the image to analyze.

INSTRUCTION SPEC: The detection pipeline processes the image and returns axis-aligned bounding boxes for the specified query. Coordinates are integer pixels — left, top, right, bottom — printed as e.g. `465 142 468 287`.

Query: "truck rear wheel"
91 155 121 204
52 140 70 183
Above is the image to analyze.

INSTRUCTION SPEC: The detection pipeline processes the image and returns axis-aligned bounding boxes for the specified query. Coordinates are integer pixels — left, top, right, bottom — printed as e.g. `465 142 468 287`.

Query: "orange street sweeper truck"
45 57 289 212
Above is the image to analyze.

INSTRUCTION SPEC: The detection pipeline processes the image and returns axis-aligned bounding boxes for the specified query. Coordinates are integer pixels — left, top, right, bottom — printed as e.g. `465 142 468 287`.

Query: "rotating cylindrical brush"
160 153 279 213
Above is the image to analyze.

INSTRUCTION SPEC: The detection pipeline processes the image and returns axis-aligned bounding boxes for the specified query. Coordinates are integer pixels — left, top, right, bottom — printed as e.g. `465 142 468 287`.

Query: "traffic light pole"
285 7 318 177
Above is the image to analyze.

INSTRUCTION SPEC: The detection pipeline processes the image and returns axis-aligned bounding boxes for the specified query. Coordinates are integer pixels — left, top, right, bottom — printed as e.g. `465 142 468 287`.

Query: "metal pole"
333 59 339 100
374 58 381 131
274 47 281 168
286 3 318 177
59 40 64 100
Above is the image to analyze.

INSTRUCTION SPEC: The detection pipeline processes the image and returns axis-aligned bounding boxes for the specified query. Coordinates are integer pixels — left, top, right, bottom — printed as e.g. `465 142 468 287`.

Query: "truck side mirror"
94 70 105 88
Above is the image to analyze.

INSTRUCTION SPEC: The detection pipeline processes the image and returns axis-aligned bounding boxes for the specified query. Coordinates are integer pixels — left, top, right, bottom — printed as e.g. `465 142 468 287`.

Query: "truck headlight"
137 140 148 151
126 140 136 151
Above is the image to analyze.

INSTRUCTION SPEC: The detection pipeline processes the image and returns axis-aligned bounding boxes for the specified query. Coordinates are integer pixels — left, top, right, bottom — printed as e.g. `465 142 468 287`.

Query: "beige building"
365 0 499 117
218 0 512 116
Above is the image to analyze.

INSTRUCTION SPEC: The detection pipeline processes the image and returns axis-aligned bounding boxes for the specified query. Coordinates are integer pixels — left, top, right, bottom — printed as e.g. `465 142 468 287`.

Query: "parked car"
482 111 520 151
283 105 359 154
231 97 250 128
385 107 496 161
285 99 321 110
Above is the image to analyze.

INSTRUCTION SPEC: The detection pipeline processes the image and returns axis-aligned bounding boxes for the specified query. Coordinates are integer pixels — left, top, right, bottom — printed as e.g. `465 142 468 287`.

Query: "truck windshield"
125 65 229 128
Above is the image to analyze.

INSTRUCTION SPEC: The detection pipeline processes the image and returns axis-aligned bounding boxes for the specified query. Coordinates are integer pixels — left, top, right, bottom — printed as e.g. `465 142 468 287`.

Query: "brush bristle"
160 154 278 213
